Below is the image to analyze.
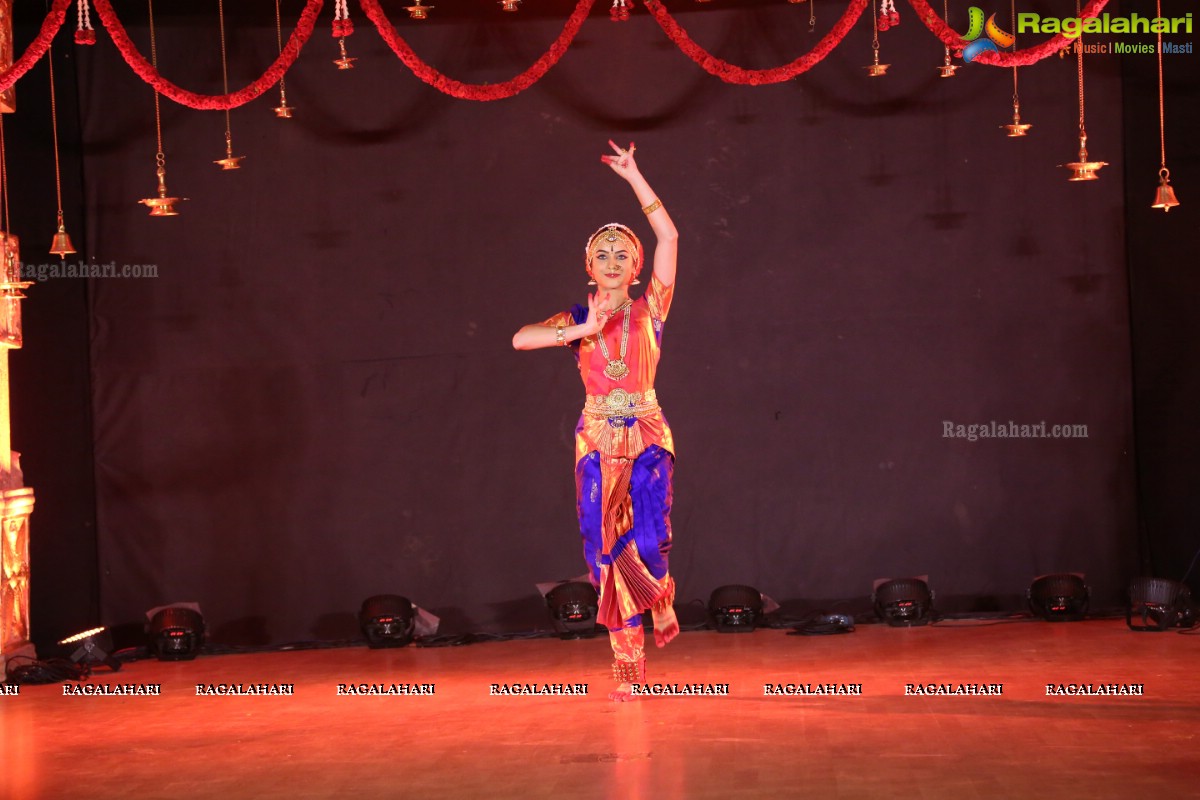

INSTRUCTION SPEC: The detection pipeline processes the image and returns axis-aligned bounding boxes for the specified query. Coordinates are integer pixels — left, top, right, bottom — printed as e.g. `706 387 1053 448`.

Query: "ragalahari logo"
960 7 1015 63
960 8 1194 61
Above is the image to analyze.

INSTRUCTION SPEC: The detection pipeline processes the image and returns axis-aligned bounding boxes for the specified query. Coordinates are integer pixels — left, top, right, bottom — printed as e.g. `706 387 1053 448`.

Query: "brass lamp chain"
1149 0 1177 209
212 0 244 166
1058 0 1104 178
944 0 951 60
276 0 288 105
871 0 879 53
149 0 164 165
219 0 231 140
936 0 957 75
999 0 1029 133
1075 0 1085 137
1156 0 1166 171
49 46 66 226
0 113 9 234
1010 0 1019 105
863 0 887 74
139 0 185 214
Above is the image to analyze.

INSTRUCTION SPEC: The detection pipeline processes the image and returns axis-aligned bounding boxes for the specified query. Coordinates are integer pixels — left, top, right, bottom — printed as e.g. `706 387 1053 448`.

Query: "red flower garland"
0 0 1125 106
91 0 324 110
905 0 1112 67
642 0 867 85
356 0 595 101
0 0 72 93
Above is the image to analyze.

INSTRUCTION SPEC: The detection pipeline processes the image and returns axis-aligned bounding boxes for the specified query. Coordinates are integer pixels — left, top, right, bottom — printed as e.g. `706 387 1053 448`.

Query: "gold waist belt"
584 388 660 422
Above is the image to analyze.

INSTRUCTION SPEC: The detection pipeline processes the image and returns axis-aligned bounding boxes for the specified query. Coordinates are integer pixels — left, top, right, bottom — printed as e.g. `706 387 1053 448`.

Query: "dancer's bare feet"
609 682 637 702
652 606 679 648
610 658 645 701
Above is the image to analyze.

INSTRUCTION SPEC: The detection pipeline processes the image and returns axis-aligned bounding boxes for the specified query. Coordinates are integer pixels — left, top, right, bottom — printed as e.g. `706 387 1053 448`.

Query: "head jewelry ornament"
584 223 644 282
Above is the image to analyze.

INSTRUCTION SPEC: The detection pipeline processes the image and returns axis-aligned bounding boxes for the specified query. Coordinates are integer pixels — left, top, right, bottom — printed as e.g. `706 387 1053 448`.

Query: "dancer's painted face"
588 241 636 290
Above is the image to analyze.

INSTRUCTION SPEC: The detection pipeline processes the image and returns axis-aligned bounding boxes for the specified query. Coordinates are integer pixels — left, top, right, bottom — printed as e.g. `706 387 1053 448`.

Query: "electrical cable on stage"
4 655 90 685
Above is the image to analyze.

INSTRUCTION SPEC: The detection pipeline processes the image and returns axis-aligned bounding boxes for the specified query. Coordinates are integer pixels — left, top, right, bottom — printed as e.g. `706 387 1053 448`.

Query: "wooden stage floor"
2 618 1197 799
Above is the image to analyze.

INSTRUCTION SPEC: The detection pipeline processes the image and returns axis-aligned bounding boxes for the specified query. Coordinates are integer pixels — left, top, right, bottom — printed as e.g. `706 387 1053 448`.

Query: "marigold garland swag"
0 0 1117 105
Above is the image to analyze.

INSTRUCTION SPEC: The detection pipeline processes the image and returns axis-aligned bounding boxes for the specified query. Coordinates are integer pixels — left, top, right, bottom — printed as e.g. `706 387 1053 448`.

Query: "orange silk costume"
544 274 677 654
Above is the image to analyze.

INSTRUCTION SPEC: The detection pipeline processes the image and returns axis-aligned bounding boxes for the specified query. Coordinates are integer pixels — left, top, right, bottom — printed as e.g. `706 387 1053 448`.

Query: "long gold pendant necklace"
597 302 632 380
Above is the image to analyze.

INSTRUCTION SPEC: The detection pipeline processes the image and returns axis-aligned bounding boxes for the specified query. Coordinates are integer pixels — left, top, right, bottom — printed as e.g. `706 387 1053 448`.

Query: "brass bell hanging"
1152 168 1180 212
49 214 76 258
47 47 77 259
1150 1 1178 213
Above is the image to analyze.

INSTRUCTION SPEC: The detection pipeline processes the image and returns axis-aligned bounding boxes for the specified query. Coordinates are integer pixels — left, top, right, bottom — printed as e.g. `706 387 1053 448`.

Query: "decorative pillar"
0 0 13 114
1 231 36 669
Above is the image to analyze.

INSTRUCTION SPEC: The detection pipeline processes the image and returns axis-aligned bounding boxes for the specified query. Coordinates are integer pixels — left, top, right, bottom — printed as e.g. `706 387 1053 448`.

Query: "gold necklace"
596 302 632 380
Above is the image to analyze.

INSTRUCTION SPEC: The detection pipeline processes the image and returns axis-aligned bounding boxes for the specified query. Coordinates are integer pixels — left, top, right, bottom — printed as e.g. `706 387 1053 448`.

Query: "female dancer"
513 141 680 701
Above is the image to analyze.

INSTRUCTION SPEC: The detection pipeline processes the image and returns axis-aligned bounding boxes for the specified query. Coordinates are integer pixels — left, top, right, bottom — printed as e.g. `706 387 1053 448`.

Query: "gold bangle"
641 198 662 216
555 324 566 346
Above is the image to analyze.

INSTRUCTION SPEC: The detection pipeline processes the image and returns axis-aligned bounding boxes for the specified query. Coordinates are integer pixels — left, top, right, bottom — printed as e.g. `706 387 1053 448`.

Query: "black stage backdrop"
15 1 1176 646
8 27 97 652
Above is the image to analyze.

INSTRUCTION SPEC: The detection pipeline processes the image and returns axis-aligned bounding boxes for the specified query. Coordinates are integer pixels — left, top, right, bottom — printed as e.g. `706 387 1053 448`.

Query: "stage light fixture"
708 585 763 633
147 606 206 661
58 626 122 672
1127 577 1196 632
1028 573 1090 622
545 581 601 639
359 595 416 648
873 577 934 627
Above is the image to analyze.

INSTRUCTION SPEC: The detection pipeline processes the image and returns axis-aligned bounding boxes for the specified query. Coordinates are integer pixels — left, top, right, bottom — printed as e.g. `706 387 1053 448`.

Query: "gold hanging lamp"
1150 0 1179 212
332 0 357 69
47 46 76 258
1059 0 1105 180
213 0 244 169
865 0 889 76
273 0 293 117
139 0 186 215
500 0 521 10
1001 0 1030 135
937 0 957 77
406 1 434 21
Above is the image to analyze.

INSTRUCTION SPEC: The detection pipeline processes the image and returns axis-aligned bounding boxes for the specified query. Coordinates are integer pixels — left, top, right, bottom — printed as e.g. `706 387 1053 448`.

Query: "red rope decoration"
0 0 72 93
643 0 867 85
906 0 1112 67
357 0 595 101
91 0 324 110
